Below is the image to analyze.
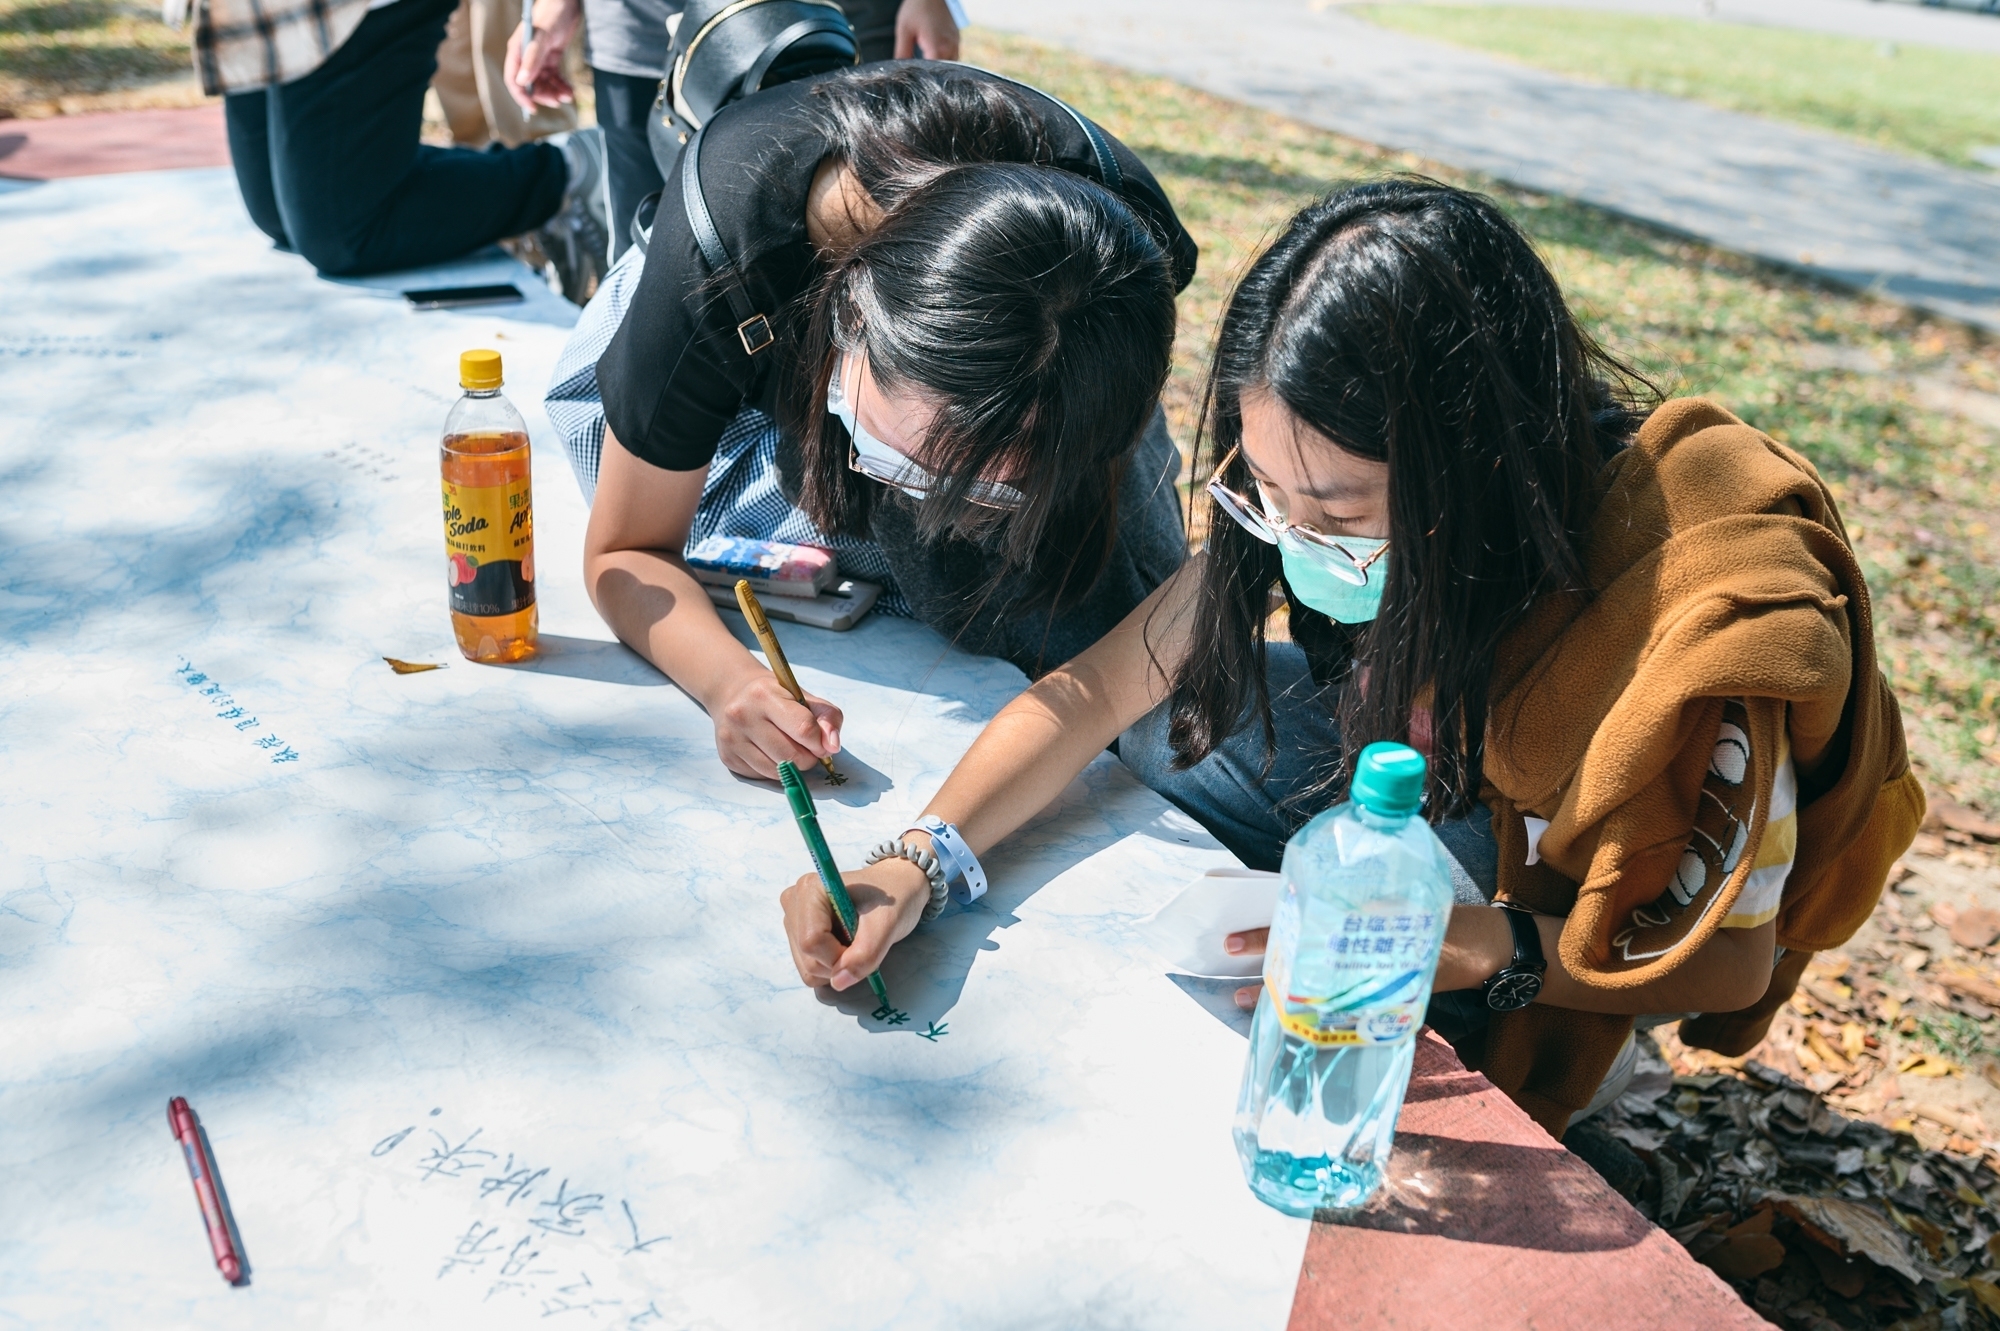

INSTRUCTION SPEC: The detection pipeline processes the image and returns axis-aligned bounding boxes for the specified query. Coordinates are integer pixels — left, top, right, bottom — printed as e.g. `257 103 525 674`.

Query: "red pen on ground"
167 1096 246 1285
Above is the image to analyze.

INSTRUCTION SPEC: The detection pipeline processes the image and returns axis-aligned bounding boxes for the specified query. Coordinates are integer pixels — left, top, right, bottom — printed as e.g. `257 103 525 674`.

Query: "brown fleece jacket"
1456 399 1925 1138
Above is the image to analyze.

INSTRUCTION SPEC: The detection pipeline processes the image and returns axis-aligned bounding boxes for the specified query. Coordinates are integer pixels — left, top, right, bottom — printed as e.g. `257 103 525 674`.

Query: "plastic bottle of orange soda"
441 349 537 662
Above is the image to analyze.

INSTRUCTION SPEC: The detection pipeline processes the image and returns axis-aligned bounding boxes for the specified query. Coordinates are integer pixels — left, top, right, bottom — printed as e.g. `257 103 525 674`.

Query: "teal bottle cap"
1352 742 1426 817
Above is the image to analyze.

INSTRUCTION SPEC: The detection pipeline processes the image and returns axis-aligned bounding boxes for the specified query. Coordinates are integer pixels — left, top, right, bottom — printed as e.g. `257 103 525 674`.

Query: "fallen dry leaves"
1599 1053 1999 1327
1588 853 2000 1328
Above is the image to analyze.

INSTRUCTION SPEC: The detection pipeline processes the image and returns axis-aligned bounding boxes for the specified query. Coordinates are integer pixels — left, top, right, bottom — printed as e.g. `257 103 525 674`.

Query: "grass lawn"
0 0 196 117
1348 4 2000 171
966 27 2000 820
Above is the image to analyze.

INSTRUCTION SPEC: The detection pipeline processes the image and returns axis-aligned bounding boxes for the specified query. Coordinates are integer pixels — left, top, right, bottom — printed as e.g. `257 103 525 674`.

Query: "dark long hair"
774 65 1178 615
1165 178 1654 817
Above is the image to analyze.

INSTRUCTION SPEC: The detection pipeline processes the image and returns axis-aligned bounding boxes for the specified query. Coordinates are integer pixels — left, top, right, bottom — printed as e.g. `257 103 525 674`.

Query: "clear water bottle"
1234 742 1455 1215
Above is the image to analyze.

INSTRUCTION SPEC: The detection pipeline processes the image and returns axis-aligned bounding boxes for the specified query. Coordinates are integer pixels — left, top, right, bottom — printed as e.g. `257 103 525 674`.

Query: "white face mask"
826 356 1027 509
827 357 935 500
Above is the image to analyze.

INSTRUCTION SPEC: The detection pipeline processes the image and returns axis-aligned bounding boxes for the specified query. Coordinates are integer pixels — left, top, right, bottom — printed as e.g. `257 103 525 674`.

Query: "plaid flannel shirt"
174 0 374 95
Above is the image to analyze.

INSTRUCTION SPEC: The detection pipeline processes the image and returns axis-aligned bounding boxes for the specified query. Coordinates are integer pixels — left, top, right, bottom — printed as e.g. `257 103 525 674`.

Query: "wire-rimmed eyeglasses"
1205 443 1388 587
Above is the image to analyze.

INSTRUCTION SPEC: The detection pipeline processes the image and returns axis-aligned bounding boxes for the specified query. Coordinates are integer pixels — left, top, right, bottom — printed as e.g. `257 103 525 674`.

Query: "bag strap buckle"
737 314 775 356
683 123 776 362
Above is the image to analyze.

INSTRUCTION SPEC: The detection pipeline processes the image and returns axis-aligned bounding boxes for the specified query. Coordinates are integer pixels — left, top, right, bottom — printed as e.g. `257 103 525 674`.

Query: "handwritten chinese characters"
324 441 403 483
176 658 298 764
371 1116 672 1324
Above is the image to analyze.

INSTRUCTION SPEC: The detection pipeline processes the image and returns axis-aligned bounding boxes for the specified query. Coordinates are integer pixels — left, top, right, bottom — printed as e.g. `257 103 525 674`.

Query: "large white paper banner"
0 168 1308 1329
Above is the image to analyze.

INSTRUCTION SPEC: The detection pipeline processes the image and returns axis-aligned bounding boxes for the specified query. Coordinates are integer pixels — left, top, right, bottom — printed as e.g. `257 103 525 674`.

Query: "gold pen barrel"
734 580 845 784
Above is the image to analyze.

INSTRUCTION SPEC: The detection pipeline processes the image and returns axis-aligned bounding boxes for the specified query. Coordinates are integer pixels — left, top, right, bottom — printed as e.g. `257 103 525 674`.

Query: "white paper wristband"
907 816 987 905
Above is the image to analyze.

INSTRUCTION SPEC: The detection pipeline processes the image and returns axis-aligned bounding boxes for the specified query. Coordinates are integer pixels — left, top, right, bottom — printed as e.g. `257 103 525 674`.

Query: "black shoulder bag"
645 62 1125 367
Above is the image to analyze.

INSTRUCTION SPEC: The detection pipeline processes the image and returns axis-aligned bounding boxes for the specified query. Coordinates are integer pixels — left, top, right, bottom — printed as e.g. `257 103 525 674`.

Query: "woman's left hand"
1225 927 1268 1010
1223 904 1513 1011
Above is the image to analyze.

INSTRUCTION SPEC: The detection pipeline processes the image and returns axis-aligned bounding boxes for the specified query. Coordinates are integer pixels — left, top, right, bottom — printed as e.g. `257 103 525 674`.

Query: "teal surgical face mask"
1279 530 1388 624
1206 441 1389 624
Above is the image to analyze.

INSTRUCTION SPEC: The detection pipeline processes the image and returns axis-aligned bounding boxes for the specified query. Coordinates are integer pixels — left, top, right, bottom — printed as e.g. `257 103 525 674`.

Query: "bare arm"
780 561 1203 990
586 425 842 779
1226 908 1776 1016
1433 908 1778 1015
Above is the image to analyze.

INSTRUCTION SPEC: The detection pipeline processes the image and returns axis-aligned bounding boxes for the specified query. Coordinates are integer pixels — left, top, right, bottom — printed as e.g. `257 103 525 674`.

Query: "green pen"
778 761 893 1013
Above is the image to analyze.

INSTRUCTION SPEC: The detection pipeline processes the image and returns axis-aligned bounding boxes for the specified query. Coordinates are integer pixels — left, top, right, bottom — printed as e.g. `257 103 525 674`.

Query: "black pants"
845 0 901 63
592 0 900 261
224 0 567 277
591 67 666 262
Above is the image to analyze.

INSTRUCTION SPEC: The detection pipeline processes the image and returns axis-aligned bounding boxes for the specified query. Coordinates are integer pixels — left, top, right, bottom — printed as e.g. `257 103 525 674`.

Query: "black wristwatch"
1481 904 1547 1012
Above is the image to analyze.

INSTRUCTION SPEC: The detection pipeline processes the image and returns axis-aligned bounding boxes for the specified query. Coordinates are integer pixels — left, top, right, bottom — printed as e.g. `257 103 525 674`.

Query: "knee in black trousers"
224 0 566 277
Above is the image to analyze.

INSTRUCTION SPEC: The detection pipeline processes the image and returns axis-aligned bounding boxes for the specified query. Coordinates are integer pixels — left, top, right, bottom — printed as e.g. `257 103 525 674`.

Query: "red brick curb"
1290 1032 1763 1329
0 104 230 181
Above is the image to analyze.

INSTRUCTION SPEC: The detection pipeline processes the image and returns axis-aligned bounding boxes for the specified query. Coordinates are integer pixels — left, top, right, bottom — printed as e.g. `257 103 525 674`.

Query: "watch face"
1484 969 1544 1013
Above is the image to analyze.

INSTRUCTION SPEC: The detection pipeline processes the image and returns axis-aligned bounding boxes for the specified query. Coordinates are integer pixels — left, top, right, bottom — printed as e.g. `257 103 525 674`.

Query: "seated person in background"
781 178 1924 1137
546 63 1198 781
191 0 608 295
508 0 963 260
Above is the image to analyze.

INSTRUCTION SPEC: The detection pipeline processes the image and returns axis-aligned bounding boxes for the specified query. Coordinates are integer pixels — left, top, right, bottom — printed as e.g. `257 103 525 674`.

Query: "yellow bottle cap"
459 349 503 390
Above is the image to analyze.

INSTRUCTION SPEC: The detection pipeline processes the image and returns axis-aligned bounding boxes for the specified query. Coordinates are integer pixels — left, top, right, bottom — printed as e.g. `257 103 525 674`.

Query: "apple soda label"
442 474 534 616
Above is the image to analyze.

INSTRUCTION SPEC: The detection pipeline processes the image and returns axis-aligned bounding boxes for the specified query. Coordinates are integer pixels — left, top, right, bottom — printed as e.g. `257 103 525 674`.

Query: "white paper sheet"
0 169 1310 1330
1137 868 1284 978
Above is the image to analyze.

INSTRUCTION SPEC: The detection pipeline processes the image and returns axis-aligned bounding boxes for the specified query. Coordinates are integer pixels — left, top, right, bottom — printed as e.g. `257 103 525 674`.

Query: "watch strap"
1498 902 1543 970
1480 903 1548 1013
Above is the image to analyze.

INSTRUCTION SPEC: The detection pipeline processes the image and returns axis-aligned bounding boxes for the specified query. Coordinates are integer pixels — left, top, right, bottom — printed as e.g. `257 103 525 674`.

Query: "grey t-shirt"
584 0 678 79
584 0 903 81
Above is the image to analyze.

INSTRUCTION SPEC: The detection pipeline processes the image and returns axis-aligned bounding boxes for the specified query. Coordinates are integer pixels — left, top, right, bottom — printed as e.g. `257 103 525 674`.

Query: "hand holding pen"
735 582 844 785
776 762 893 1009
504 0 579 112
774 762 931 1009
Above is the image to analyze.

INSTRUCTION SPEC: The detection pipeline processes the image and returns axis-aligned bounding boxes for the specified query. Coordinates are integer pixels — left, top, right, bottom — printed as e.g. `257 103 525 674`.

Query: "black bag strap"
741 13 853 101
681 121 776 357
958 65 1122 193
632 188 662 255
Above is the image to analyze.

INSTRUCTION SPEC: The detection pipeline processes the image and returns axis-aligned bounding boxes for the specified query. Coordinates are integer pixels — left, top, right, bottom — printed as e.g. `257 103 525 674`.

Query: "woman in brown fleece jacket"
777 178 1924 1138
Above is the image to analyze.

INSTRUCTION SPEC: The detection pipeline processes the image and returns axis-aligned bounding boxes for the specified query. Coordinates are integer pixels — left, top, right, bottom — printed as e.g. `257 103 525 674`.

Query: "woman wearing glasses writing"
785 179 1920 1137
547 63 1195 779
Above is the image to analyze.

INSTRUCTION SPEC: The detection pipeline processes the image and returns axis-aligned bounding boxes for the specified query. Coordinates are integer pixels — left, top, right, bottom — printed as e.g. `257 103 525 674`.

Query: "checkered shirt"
181 0 371 96
545 246 910 617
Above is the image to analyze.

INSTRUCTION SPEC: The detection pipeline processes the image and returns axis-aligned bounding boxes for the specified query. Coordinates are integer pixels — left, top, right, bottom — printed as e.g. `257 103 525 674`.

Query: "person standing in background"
434 0 579 148
506 0 963 260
